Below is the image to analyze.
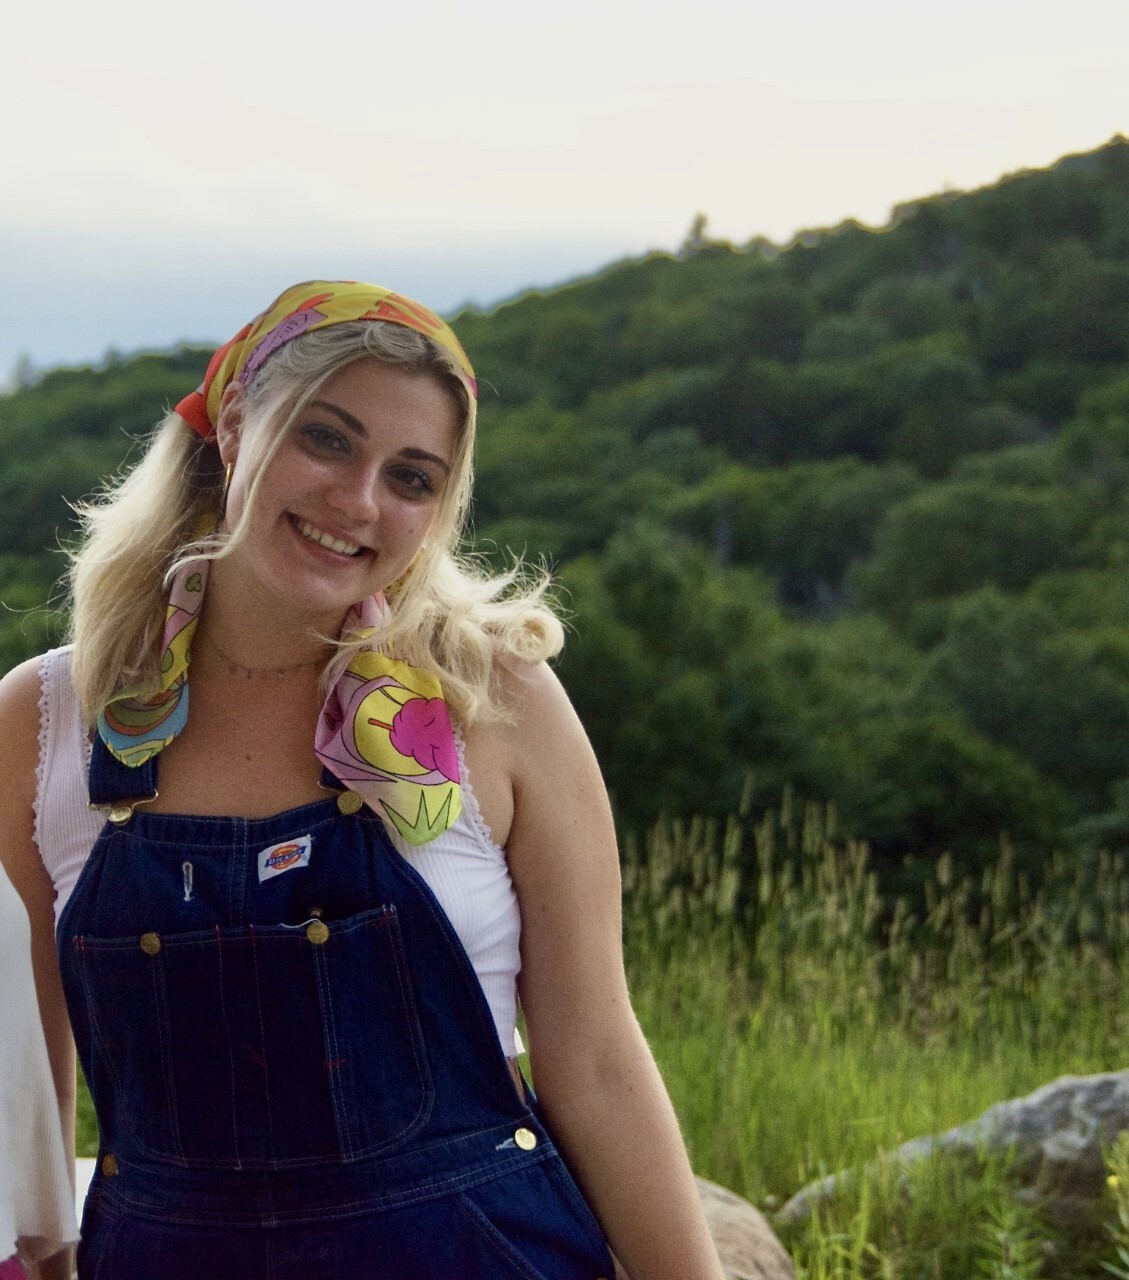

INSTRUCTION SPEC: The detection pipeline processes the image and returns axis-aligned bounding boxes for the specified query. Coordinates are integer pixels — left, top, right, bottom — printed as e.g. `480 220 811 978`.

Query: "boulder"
696 1176 796 1280
611 1179 793 1280
778 1070 1129 1233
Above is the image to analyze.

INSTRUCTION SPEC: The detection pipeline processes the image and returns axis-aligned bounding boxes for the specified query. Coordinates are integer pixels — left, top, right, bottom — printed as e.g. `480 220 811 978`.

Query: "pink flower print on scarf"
313 597 462 846
387 697 460 782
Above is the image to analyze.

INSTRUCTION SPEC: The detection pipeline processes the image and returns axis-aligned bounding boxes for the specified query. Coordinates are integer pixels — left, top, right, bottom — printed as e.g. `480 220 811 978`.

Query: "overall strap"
88 735 159 807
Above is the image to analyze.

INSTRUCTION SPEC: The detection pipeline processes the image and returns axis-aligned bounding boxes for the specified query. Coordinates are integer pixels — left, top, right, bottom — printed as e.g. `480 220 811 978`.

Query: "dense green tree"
803 315 889 363
584 368 727 443
1026 568 1129 631
853 480 1083 624
555 525 788 827
737 282 816 363
926 589 1129 808
991 358 1092 425
745 615 1058 865
856 277 961 340
554 530 1057 859
672 459 921 607
1055 373 1129 503
978 244 1129 373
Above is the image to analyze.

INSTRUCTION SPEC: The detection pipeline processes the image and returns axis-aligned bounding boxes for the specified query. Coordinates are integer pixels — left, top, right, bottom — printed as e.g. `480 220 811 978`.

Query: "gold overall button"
514 1127 537 1151
108 804 133 825
336 790 363 815
101 1153 119 1177
139 932 161 956
306 920 330 945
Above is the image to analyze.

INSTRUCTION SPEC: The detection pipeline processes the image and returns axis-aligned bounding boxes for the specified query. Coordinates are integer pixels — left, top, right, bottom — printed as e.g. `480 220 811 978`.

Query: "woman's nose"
325 465 381 521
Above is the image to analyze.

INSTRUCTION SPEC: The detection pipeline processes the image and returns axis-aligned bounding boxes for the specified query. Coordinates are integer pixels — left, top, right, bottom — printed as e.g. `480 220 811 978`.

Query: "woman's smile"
290 515 367 559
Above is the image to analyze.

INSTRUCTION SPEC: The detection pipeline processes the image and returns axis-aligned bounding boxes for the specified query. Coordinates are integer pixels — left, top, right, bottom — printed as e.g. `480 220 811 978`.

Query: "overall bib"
58 742 616 1280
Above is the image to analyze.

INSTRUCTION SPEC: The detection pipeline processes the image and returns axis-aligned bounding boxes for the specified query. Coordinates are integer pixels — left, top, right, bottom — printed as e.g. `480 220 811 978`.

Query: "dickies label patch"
257 835 312 882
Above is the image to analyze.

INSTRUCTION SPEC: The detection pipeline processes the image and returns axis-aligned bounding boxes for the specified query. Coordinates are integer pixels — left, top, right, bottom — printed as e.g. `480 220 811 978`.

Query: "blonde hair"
69 322 563 726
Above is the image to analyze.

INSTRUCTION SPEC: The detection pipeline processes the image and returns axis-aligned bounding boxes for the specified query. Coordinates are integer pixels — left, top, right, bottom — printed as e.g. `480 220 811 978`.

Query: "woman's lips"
288 514 371 560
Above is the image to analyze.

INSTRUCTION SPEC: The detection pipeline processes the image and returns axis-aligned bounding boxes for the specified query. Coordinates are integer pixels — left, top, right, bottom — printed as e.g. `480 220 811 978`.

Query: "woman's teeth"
297 519 362 556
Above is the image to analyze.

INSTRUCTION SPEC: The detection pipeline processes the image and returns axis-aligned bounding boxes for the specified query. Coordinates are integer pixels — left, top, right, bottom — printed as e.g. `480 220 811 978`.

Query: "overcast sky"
1 0 1126 381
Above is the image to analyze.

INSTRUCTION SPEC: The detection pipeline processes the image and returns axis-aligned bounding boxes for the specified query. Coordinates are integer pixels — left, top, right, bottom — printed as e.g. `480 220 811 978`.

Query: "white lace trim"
32 652 52 854
452 726 505 858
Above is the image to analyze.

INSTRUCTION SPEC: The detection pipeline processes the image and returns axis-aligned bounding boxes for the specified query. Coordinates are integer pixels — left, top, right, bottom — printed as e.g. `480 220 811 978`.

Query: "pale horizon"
3 0 1126 380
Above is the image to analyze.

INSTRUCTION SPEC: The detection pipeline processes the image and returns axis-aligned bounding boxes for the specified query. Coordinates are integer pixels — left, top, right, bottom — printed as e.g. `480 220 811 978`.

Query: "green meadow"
621 790 1129 1278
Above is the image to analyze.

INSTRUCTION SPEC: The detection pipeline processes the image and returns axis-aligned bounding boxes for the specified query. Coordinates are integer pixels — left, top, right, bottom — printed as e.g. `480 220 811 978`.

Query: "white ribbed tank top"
34 646 523 1055
0 859 79 1264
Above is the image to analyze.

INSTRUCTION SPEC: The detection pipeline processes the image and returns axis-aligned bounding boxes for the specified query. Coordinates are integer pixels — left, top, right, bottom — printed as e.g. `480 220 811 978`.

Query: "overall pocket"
454 1159 616 1280
72 904 433 1168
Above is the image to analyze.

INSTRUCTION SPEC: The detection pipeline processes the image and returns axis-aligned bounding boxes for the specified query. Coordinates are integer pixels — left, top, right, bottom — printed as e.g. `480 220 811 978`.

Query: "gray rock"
607 1178 794 1279
778 1070 1129 1228
697 1176 796 1280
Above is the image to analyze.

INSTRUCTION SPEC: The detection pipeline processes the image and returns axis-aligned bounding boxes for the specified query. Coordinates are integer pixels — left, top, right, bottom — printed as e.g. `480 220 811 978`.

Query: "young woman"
0 281 725 1279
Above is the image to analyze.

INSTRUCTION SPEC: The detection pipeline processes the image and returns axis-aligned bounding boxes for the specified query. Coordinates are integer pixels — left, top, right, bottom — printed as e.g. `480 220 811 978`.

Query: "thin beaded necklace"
203 629 328 680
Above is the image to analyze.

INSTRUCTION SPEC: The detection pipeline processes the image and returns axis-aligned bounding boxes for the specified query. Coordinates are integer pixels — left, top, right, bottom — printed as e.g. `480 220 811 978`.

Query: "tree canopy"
7 135 1129 876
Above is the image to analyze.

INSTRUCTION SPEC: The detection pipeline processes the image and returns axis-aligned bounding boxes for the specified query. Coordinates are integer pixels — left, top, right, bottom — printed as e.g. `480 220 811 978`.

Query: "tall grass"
622 787 1129 1278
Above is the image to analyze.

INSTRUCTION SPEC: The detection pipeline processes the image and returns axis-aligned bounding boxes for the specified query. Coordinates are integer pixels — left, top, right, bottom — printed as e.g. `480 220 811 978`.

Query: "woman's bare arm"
497 661 725 1280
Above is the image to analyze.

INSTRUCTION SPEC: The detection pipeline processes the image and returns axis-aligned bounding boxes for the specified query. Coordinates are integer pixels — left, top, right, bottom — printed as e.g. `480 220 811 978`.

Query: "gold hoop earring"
219 462 233 515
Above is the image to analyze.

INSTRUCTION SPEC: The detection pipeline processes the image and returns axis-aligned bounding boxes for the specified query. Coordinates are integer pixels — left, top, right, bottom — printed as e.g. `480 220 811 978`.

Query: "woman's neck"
196 559 344 673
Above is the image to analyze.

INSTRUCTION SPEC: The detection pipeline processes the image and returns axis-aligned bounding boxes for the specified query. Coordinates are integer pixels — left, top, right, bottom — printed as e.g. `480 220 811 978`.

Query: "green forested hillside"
6 136 1129 877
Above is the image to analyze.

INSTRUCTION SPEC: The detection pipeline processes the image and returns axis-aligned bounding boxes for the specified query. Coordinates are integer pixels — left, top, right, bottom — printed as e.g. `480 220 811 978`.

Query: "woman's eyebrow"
311 399 366 437
309 400 451 474
401 447 451 476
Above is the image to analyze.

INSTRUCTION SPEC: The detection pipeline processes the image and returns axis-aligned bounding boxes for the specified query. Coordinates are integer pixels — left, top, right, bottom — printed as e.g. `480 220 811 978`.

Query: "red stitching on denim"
213 926 242 1166
248 925 276 1161
147 946 186 1161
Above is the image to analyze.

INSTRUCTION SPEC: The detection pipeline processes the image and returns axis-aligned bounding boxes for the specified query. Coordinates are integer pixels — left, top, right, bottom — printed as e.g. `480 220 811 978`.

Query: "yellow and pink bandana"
100 281 471 845
174 279 477 439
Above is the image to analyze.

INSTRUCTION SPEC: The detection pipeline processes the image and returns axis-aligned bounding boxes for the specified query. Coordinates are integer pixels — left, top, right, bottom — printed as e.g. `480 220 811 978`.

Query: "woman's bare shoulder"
459 659 598 851
0 655 46 750
491 657 586 744
0 656 49 889
488 657 613 839
0 655 47 798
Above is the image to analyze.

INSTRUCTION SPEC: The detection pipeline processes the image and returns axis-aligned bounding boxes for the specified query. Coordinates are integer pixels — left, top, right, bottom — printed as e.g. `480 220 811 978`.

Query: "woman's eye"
299 424 350 454
390 467 437 497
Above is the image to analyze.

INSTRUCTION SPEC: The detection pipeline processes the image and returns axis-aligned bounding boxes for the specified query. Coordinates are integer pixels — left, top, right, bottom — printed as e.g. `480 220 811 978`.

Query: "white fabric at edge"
0 857 79 1263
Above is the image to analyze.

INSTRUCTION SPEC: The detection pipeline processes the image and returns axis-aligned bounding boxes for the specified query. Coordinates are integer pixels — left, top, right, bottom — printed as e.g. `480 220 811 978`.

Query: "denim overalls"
58 741 616 1280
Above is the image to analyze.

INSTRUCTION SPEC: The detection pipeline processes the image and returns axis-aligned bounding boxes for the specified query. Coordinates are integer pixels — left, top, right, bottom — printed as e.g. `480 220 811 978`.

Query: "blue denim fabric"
59 742 615 1279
